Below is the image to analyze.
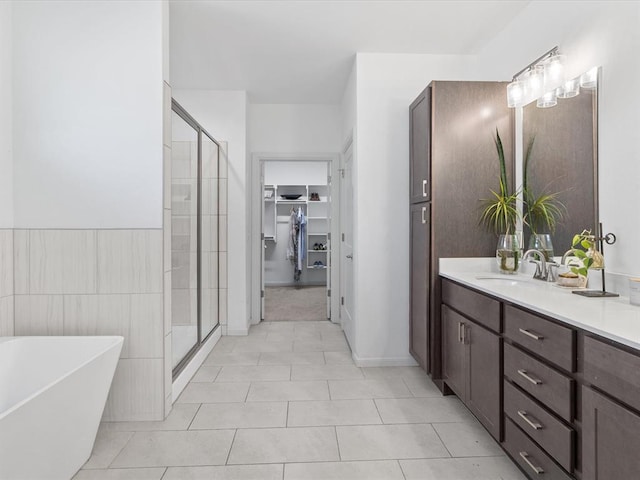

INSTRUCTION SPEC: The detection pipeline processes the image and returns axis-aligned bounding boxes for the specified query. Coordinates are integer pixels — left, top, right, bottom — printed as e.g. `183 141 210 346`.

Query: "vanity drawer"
503 417 572 480
441 279 500 332
504 343 573 422
504 304 575 372
504 380 574 472
584 335 640 413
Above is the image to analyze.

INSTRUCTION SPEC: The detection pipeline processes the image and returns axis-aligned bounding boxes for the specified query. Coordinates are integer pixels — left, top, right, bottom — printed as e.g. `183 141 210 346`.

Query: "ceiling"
169 0 530 104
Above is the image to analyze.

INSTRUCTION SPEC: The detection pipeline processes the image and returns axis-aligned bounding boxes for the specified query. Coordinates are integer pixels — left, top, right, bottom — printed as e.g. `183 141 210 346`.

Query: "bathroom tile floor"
74 321 526 480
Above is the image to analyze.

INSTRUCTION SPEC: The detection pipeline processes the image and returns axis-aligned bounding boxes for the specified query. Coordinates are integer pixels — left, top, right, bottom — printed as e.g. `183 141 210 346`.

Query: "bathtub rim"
0 335 124 421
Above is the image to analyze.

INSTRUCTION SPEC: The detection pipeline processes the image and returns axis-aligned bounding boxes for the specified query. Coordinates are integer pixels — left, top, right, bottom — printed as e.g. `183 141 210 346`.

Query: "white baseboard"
172 326 221 402
351 352 419 367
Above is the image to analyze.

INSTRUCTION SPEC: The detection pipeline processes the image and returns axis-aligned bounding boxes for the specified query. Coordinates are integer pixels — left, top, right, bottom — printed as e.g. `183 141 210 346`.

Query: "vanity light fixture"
580 66 598 89
506 46 569 108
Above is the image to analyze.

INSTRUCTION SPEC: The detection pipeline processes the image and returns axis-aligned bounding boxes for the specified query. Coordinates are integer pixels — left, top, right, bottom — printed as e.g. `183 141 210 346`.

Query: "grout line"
159 467 168 480
186 403 203 430
224 429 238 466
372 398 385 424
105 431 136 469
397 459 407 480
431 423 454 458
286 401 290 427
334 425 342 461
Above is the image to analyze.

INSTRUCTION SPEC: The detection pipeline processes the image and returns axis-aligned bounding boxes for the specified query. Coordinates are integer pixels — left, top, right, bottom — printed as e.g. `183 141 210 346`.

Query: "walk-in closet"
261 160 331 321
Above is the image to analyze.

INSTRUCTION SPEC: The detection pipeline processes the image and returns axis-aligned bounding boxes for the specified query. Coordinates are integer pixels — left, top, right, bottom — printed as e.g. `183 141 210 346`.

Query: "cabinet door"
442 305 466 399
409 203 430 369
582 386 640 480
467 323 501 440
410 86 431 203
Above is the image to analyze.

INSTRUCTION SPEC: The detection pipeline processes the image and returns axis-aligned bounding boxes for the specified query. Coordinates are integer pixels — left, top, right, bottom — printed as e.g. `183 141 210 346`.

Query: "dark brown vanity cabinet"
408 81 513 380
581 336 640 480
441 277 640 480
582 386 640 480
409 203 430 369
410 86 431 204
441 280 501 440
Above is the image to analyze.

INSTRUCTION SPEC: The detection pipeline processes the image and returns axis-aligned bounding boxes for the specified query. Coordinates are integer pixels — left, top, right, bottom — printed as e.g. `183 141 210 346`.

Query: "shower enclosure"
170 100 221 375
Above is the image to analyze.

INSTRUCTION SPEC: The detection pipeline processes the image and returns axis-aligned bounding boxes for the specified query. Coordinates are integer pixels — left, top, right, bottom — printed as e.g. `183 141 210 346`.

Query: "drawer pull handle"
519 328 544 341
422 179 428 197
518 369 542 385
518 410 543 430
519 451 544 475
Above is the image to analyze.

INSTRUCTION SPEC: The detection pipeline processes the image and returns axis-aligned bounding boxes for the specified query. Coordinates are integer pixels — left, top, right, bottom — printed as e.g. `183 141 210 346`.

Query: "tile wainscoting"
13 228 165 421
0 229 13 336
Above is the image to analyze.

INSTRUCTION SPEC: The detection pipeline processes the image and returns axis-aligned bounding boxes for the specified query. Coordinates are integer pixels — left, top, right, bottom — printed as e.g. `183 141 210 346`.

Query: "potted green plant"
560 229 604 287
480 129 522 274
522 137 565 260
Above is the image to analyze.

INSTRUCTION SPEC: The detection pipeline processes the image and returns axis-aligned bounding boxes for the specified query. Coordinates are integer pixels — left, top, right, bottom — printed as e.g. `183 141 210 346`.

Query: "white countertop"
440 258 640 351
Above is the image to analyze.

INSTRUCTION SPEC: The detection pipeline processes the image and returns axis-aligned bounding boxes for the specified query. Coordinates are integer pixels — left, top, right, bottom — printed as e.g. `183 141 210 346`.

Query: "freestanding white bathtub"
0 336 123 480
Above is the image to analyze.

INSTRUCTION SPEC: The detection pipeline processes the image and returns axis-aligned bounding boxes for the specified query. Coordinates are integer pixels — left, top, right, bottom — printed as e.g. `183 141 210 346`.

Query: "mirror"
522 70 598 257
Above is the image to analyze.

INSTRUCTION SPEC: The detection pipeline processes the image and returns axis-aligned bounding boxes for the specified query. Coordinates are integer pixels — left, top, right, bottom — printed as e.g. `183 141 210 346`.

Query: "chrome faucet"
522 249 547 281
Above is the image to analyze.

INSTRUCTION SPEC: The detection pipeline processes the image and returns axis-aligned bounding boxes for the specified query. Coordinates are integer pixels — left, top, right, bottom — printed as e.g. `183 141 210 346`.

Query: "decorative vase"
528 233 554 261
496 234 522 275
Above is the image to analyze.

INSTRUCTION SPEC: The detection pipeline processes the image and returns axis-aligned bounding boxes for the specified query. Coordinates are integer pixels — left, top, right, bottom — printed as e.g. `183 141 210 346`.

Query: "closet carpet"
265 286 327 322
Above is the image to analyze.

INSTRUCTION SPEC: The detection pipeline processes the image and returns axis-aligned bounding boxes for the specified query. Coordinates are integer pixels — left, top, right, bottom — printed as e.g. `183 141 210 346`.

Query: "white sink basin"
474 275 537 287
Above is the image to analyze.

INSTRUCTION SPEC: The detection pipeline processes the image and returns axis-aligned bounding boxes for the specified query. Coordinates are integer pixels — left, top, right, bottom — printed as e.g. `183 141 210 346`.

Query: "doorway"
251 153 340 326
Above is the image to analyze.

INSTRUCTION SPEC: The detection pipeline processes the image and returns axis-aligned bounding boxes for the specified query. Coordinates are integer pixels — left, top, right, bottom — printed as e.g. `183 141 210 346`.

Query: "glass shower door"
200 133 219 339
171 109 199 369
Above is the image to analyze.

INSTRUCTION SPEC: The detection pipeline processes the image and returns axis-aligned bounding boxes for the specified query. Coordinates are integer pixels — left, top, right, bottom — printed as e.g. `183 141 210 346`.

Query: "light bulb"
523 65 544 101
507 80 526 108
543 54 565 91
557 77 580 99
537 90 557 108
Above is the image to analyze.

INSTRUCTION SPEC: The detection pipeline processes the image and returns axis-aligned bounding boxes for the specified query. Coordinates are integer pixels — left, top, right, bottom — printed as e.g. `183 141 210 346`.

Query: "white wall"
12 0 164 229
264 161 328 186
474 1 640 277
249 104 342 153
352 53 475 365
0 1 12 228
172 89 249 334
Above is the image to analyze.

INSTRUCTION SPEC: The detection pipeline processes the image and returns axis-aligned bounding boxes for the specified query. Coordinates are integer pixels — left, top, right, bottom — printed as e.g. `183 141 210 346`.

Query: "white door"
340 142 355 346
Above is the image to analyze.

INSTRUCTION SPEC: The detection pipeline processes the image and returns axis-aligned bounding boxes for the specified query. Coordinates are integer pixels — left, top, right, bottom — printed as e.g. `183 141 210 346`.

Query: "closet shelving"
263 184 330 271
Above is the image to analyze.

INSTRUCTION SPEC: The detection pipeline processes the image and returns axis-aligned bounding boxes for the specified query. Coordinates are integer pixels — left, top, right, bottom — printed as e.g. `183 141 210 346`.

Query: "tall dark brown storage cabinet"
409 81 513 382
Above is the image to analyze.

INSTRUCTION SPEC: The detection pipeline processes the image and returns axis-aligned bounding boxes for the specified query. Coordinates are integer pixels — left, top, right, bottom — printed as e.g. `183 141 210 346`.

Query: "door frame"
250 152 341 326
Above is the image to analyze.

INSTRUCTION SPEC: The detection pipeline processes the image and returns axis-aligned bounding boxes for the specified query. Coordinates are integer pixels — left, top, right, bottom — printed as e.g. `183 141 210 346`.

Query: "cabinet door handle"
422 179 428 197
517 410 543 430
517 369 542 385
461 323 467 344
519 328 544 341
458 322 463 343
519 451 544 475
421 206 427 224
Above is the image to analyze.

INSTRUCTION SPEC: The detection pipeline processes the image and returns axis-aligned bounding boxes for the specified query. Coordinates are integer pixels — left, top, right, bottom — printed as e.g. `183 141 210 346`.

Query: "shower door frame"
171 99 221 378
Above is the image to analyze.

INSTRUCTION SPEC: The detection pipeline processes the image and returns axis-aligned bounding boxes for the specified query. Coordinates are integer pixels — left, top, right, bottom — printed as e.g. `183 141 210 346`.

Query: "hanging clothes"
287 208 297 263
287 208 302 282
297 207 307 272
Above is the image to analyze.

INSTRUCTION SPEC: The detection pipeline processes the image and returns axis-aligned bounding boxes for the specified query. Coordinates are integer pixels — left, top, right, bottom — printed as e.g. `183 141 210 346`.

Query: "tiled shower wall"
0 229 13 336
12 228 165 421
